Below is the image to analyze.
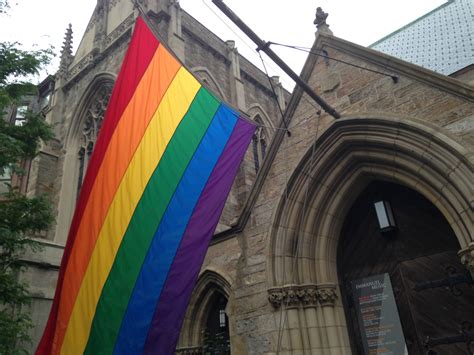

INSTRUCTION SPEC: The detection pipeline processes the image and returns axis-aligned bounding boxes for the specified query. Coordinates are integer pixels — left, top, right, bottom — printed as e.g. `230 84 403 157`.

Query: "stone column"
226 40 246 111
168 0 185 62
298 284 322 352
268 286 301 352
316 283 341 355
459 242 474 278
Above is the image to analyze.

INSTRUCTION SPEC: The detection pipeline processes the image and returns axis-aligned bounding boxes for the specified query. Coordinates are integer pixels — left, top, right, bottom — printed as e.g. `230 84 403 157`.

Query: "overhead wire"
268 41 399 83
200 0 297 90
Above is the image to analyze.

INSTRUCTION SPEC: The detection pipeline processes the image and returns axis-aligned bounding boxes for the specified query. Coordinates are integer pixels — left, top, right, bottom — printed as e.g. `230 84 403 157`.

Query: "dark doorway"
338 181 474 355
202 293 230 355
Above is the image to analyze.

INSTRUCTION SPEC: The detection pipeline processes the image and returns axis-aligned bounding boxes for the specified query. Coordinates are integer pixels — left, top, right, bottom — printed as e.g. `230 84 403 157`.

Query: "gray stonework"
23 0 288 352
20 1 473 354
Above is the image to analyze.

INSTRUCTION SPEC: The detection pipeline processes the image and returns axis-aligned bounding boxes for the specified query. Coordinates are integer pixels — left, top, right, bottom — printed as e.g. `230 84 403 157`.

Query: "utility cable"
268 41 399 83
257 51 291 136
200 0 296 90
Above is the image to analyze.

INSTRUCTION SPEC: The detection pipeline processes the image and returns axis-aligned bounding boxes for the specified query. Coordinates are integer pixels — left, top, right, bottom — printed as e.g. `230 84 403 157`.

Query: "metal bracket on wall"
413 265 474 297
424 321 474 354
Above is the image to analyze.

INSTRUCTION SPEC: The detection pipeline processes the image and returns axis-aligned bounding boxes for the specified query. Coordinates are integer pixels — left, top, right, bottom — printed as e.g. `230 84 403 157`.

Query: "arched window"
176 271 233 354
76 83 112 199
252 116 267 173
202 293 230 354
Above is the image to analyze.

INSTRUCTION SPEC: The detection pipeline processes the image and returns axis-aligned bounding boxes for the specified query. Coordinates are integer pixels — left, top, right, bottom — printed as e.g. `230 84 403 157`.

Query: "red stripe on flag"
36 16 159 355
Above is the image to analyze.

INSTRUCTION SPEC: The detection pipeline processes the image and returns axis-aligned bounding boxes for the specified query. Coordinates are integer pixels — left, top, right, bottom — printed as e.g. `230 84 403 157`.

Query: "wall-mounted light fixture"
219 309 226 328
374 200 397 233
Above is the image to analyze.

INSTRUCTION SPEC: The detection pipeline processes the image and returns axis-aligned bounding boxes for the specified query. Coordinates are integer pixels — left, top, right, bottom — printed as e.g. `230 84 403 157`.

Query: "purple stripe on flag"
143 118 255 354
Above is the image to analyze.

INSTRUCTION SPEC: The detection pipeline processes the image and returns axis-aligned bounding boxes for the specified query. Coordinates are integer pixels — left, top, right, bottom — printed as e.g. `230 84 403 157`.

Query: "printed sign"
352 273 408 355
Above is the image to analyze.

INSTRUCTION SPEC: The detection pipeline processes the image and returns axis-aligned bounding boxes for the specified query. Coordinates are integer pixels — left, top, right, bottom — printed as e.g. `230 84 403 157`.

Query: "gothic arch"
267 115 473 352
247 105 274 173
177 270 232 353
270 114 472 286
192 66 227 102
55 73 115 244
247 103 273 132
65 73 116 147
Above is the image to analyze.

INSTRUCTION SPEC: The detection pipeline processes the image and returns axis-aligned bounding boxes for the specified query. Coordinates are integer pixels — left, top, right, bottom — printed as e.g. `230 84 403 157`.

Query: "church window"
202 293 230 354
252 123 267 173
76 84 112 198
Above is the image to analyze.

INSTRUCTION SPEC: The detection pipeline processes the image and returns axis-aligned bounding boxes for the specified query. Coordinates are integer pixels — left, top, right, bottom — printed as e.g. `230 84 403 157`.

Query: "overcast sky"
1 0 446 88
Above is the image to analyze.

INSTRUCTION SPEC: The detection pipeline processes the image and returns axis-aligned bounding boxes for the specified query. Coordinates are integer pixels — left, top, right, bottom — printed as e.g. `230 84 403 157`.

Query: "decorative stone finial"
59 24 73 77
226 40 236 50
314 7 333 35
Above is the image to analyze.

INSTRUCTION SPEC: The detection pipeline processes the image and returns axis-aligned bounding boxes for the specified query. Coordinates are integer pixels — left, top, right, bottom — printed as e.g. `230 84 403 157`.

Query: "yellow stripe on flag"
60 67 200 354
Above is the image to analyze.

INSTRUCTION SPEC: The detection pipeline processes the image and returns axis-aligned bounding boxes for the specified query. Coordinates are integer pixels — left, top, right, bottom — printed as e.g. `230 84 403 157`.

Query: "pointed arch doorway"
268 115 473 354
338 181 474 355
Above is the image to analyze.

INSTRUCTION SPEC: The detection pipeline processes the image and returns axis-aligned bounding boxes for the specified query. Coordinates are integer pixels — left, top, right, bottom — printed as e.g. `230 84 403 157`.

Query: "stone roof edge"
313 32 474 101
211 27 474 244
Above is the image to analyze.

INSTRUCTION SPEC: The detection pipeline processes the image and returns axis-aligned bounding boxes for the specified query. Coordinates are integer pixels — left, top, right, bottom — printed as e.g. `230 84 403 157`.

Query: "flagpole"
131 0 260 127
211 0 340 120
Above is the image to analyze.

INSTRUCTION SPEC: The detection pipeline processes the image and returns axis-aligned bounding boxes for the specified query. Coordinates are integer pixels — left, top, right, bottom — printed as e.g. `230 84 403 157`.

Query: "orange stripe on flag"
50 45 181 354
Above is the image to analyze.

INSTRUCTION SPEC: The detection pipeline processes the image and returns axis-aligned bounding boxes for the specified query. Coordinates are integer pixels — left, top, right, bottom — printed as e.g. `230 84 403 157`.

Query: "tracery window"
252 117 267 173
76 84 112 199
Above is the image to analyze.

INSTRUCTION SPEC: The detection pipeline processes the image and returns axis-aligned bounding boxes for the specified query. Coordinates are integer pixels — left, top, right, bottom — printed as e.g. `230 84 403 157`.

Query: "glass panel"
374 201 390 229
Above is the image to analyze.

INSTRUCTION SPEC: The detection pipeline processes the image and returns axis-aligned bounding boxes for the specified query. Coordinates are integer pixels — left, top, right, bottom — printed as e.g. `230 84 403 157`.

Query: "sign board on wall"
352 273 408 355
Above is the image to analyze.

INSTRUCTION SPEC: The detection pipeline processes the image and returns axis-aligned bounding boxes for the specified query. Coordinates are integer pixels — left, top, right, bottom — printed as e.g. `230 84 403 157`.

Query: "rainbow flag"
37 16 255 355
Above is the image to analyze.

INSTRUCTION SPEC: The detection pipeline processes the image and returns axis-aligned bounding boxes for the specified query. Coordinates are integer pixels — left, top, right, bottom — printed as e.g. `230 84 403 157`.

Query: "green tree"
0 0 8 14
0 5 54 352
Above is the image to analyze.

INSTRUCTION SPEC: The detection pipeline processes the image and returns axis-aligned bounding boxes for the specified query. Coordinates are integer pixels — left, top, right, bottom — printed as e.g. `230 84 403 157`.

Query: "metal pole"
211 0 340 119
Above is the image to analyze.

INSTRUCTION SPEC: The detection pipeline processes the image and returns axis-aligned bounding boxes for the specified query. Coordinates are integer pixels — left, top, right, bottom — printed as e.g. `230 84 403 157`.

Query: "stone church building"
13 0 473 353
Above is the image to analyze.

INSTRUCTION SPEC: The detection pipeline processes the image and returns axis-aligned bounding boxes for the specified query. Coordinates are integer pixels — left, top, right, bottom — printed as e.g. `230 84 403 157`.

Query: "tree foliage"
0 5 54 353
0 0 8 14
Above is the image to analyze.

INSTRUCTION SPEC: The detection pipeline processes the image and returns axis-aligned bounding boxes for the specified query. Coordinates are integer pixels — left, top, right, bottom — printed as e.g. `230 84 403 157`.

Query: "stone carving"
314 7 328 27
316 284 337 307
77 84 112 194
108 0 120 10
175 347 202 355
459 242 474 278
268 287 285 308
252 126 267 173
59 24 73 78
105 13 135 49
268 285 301 308
296 285 319 307
66 14 134 88
66 52 96 82
268 284 336 308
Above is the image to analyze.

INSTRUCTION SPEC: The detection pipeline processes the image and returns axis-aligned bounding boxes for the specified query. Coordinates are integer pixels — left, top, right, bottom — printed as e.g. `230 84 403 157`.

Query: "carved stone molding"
66 51 97 83
459 242 474 278
104 13 135 49
175 346 202 355
268 283 337 309
316 283 338 307
296 284 319 308
268 285 301 309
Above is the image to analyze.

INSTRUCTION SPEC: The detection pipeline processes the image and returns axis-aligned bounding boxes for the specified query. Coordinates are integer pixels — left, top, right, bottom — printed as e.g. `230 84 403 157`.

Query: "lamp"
374 200 397 233
219 309 226 328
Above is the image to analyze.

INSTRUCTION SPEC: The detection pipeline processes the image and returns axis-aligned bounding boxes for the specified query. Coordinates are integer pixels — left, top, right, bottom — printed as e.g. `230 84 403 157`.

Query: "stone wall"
23 0 288 351
197 31 473 354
